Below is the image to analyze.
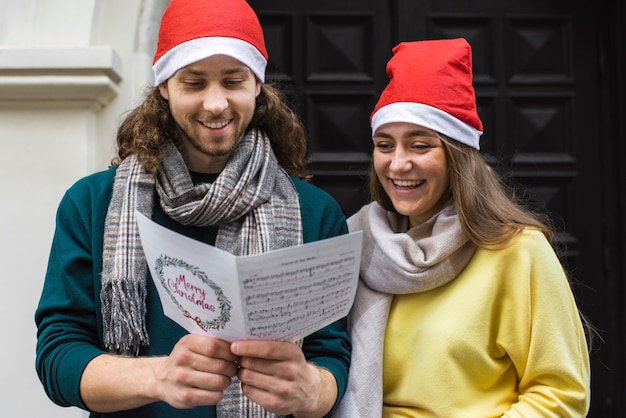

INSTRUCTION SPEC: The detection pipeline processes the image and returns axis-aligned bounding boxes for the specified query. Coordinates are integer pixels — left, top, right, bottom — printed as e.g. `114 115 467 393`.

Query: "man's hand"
152 334 240 408
231 340 338 418
80 334 239 412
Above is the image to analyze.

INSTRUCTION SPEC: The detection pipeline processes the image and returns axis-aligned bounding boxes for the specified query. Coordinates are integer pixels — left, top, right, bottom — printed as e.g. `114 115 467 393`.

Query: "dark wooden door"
250 1 624 416
248 0 390 216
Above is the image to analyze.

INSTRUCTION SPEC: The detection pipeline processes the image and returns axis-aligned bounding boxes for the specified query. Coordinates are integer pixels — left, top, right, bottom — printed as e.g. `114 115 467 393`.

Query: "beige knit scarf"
101 130 301 416
333 201 476 417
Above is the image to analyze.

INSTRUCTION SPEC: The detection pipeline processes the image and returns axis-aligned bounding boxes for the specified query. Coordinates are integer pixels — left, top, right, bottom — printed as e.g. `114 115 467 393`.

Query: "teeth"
393 180 423 187
203 120 229 129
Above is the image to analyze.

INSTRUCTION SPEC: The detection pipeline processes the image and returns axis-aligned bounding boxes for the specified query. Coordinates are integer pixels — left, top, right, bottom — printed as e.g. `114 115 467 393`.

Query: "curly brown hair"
111 83 310 179
369 133 553 250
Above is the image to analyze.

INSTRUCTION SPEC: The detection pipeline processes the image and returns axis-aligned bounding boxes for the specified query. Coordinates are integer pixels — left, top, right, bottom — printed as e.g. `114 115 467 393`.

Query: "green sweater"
35 167 351 417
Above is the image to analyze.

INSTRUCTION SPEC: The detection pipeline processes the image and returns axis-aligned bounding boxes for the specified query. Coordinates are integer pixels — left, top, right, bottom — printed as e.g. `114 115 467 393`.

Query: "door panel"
249 0 392 215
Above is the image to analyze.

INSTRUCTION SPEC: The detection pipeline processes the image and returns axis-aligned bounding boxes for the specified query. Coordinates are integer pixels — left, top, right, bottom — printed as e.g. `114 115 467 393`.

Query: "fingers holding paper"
154 334 240 408
231 340 338 418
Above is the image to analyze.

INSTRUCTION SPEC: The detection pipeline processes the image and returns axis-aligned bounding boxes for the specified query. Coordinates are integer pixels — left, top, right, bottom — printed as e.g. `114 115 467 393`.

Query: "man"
35 1 350 417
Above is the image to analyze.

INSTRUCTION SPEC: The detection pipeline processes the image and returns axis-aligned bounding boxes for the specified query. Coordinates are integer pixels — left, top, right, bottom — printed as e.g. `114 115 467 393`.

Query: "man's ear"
158 82 169 100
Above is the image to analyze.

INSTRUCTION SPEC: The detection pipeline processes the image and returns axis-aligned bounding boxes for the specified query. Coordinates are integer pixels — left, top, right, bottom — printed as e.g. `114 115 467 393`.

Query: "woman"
334 39 590 417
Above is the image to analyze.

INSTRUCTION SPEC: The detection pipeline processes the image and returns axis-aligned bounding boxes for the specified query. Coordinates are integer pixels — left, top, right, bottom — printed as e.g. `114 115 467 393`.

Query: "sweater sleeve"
501 231 590 417
294 178 352 415
35 171 114 409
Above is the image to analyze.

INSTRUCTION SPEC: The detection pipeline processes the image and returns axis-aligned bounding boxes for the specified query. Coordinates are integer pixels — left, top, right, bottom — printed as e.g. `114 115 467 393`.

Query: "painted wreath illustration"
154 254 232 331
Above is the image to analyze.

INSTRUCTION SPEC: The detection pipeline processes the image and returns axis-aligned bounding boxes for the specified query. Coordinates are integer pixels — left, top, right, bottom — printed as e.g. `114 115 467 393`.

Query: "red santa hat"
371 39 483 150
152 0 268 86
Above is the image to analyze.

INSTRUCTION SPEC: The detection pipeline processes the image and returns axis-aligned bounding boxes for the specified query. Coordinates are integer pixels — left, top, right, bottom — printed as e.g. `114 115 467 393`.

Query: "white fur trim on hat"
371 102 482 150
153 36 267 86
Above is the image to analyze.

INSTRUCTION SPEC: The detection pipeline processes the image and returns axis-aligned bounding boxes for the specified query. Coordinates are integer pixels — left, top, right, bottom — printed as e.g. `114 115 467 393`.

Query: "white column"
0 0 167 416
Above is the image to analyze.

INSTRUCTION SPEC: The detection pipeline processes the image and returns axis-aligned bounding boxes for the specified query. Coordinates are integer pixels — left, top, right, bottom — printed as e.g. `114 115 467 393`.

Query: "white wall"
0 110 93 417
0 0 168 415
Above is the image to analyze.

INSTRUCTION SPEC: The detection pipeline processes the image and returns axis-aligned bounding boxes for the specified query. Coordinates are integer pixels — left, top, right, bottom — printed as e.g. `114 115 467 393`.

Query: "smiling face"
373 122 450 228
158 54 261 173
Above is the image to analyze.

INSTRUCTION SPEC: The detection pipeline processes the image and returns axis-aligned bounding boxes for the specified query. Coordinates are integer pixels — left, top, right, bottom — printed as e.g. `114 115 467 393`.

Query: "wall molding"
0 46 122 110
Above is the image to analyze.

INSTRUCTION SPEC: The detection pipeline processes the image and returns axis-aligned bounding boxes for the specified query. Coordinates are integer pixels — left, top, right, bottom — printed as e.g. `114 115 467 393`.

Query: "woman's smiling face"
373 122 450 228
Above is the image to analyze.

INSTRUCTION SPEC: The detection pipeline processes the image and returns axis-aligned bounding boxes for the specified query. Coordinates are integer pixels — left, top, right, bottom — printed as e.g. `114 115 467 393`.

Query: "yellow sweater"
383 230 590 417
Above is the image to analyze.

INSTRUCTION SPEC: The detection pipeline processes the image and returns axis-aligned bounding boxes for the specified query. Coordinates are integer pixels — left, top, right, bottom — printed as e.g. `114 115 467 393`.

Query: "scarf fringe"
100 274 149 355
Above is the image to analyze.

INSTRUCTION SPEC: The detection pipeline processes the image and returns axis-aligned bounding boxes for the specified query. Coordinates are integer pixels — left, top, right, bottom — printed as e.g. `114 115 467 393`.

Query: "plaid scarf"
101 130 302 416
